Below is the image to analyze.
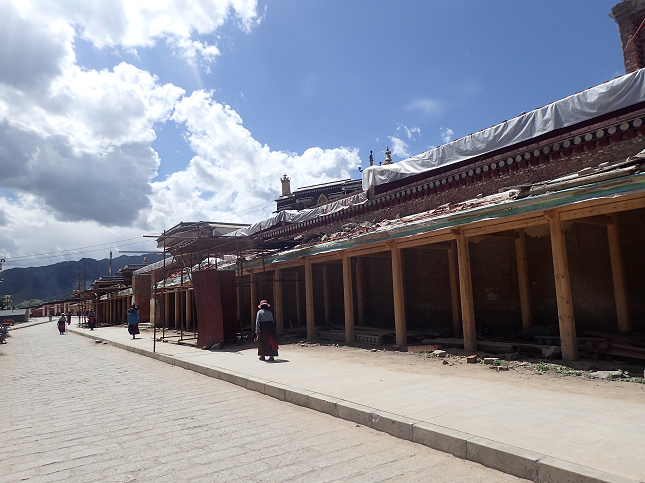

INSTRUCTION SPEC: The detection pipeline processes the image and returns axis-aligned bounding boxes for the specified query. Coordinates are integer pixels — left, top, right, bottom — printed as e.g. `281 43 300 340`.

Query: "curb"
69 328 643 483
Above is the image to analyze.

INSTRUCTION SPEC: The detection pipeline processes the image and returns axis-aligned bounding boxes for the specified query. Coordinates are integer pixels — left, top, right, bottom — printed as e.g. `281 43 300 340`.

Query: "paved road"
1 324 525 483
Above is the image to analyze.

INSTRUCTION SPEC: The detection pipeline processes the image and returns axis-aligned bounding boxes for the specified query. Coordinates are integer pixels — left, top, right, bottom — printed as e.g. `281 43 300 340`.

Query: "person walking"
127 303 140 339
57 313 66 335
255 300 279 362
88 307 96 330
66 312 72 326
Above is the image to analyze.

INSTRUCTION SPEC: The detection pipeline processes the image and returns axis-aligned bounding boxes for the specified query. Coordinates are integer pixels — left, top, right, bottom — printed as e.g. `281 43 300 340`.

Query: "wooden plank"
515 229 533 329
558 192 645 221
295 268 303 326
390 245 407 347
454 229 477 353
462 215 546 238
607 214 631 332
406 242 452 250
395 232 454 249
447 241 461 338
305 258 315 340
322 264 331 325
546 211 578 361
342 255 355 343
355 257 365 326
346 243 390 257
573 215 613 225
273 268 284 335
250 271 258 328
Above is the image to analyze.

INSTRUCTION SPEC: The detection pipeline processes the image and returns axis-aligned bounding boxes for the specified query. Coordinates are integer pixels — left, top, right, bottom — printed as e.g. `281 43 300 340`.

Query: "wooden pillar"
164 292 170 329
250 272 258 329
186 290 193 330
236 273 242 326
273 268 284 335
150 296 157 327
322 264 331 325
342 255 355 343
296 270 303 326
447 241 461 338
546 211 578 361
454 230 477 353
174 291 180 329
515 229 533 329
607 214 630 332
305 259 315 340
355 258 365 326
390 244 407 347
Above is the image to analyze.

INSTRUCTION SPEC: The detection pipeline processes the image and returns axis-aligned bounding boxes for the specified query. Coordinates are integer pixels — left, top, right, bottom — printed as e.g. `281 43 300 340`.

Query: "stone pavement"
63 321 645 483
1 322 526 483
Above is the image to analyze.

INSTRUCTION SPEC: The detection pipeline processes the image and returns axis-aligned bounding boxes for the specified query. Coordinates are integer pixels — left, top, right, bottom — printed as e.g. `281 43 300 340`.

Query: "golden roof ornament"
383 146 393 165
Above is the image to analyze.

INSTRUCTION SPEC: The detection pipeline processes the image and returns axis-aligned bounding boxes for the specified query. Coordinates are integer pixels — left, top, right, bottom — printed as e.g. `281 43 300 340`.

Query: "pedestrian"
57 313 66 335
127 303 140 340
66 312 71 326
255 300 279 362
88 307 96 330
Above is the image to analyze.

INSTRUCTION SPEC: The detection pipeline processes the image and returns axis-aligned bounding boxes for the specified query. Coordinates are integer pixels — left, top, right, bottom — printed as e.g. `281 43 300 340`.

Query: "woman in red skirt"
255 300 279 362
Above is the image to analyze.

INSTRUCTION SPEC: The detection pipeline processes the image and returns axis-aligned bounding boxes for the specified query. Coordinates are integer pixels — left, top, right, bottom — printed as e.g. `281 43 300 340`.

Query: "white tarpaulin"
362 69 645 190
224 192 368 237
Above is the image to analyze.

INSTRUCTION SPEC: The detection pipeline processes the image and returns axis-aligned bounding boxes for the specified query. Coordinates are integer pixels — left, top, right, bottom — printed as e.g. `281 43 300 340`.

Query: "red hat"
258 300 270 308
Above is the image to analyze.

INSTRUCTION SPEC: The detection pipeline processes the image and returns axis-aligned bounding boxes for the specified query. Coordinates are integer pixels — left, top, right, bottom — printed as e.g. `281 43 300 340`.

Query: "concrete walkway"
66 323 645 483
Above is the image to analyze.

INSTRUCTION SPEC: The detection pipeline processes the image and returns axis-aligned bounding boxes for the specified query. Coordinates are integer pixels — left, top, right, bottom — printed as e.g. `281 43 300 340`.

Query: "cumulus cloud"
0 0 361 264
147 90 359 227
17 0 261 65
388 137 410 159
440 127 455 144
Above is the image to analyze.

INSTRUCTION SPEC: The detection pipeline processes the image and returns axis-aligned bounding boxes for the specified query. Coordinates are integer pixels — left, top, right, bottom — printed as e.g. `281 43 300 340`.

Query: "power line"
3 239 155 263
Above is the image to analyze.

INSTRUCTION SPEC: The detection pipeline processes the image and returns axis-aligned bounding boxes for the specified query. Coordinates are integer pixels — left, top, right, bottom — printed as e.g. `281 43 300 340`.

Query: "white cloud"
396 124 421 140
388 136 410 159
17 0 262 65
440 127 455 144
407 98 441 116
147 90 359 227
0 0 360 266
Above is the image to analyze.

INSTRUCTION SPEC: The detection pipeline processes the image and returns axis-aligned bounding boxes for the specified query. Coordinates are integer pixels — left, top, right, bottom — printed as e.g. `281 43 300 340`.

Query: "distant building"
275 174 362 211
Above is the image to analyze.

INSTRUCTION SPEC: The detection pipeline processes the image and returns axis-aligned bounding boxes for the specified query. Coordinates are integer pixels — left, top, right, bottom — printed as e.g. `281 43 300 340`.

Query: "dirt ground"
281 337 645 404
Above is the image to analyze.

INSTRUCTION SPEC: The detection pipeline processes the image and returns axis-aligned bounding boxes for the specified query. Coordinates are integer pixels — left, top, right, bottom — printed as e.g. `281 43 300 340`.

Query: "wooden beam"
346 244 390 258
355 257 365 326
607 214 631 332
322 264 331 325
174 291 180 329
273 268 284 335
305 259 315 340
390 244 407 347
447 241 462 338
515 229 533 329
250 272 258 329
479 231 520 239
163 292 170 329
295 269 303 327
186 290 193 330
395 232 454 249
454 229 477 353
462 214 546 238
342 255 355 343
574 215 613 225
411 242 453 250
546 211 578 361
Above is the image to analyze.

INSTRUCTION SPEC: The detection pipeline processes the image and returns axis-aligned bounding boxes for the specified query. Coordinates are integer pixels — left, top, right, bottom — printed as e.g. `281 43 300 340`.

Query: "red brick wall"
132 273 151 323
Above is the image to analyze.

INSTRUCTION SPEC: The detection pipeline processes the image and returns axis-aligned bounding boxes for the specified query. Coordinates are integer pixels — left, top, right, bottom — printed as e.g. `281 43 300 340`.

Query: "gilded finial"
384 146 393 165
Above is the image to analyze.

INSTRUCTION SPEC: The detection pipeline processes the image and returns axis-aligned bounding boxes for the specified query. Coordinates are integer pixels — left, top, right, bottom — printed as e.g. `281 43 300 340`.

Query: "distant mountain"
0 254 164 305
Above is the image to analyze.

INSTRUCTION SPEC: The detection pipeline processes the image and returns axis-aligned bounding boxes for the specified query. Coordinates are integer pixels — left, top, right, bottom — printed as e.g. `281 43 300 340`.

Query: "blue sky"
0 0 628 266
